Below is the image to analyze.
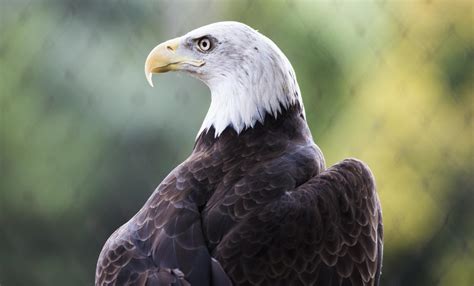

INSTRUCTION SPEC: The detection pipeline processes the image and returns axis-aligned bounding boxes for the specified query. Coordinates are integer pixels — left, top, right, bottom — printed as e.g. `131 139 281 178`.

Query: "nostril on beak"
166 46 174 52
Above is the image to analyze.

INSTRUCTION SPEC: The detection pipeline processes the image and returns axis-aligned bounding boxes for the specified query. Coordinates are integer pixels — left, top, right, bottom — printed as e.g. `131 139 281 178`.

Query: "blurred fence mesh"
0 0 472 285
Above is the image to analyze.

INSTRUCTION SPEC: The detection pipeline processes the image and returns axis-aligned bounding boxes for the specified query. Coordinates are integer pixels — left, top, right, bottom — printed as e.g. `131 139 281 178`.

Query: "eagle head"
145 21 303 137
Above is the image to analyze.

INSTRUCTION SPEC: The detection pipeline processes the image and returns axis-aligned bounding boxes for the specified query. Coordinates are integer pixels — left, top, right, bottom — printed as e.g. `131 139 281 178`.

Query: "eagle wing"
95 162 232 286
214 158 383 286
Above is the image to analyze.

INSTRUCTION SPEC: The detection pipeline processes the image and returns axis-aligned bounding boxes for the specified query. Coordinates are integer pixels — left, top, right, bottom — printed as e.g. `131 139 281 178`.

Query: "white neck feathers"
197 34 303 138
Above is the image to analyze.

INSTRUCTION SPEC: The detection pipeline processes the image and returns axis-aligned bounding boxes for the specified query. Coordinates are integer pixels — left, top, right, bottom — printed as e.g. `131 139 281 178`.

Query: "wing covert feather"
214 158 383 286
96 160 227 286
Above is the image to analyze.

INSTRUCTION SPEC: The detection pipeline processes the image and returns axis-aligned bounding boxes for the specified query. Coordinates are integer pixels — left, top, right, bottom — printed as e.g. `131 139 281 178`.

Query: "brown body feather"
95 104 383 286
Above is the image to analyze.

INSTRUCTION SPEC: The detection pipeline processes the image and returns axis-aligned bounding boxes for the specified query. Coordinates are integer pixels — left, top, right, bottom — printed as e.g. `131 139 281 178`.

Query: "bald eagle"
96 22 383 286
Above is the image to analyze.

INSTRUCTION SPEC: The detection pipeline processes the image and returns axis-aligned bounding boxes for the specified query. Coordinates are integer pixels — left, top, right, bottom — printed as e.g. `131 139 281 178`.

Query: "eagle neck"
194 103 309 152
197 41 304 139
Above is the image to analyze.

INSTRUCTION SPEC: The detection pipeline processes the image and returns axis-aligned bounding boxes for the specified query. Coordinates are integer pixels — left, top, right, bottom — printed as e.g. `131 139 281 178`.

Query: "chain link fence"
0 0 472 285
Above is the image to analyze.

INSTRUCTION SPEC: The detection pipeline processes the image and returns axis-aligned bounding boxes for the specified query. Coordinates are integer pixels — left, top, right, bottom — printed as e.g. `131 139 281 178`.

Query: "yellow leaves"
315 1 473 257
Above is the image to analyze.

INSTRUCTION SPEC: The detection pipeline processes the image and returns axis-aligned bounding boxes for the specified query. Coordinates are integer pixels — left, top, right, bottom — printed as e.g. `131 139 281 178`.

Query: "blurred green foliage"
0 0 472 285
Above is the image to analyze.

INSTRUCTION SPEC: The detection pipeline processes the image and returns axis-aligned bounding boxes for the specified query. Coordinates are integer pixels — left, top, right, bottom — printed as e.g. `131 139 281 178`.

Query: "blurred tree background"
0 0 472 285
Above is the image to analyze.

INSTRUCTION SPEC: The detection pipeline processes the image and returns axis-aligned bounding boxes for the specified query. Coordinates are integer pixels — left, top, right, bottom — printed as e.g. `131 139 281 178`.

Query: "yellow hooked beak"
144 37 205 87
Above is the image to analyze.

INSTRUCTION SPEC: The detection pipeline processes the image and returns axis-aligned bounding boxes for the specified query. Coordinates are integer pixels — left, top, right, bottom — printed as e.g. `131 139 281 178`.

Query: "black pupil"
201 40 208 48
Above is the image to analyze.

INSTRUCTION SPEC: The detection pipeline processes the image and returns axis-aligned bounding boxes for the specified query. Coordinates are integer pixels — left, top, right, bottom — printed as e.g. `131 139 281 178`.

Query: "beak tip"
146 72 154 87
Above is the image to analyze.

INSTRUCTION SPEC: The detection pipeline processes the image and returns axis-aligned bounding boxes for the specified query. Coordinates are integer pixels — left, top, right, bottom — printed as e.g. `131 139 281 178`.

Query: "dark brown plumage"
96 104 383 286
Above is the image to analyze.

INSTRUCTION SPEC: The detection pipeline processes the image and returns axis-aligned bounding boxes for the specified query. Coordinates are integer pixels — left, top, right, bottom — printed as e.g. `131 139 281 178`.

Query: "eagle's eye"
197 37 212 52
